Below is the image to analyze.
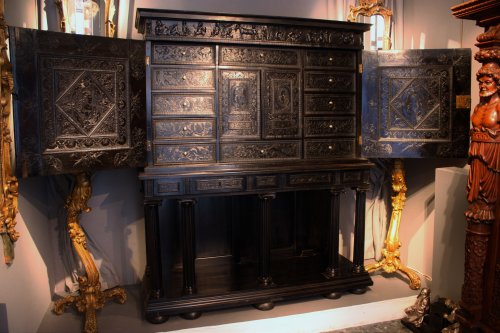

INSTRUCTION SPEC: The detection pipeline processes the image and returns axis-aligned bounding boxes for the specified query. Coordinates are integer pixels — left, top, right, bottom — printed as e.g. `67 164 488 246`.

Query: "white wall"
0 1 483 332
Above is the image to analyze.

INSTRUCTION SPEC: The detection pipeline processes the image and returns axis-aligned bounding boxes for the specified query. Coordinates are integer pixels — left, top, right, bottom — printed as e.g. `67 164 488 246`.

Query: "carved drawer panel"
152 44 215 65
191 176 246 193
341 171 363 184
304 71 355 92
155 179 185 195
305 50 356 69
250 175 280 189
304 116 356 137
304 94 355 115
287 173 331 187
220 141 301 162
220 70 260 138
153 119 215 140
152 68 215 90
152 93 215 116
220 46 299 67
262 70 301 139
153 143 215 165
304 139 355 159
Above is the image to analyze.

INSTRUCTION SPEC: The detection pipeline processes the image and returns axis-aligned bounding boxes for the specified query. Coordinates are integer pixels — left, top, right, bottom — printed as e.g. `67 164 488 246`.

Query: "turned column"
178 199 197 296
324 188 342 278
353 187 367 274
257 193 276 287
144 199 164 300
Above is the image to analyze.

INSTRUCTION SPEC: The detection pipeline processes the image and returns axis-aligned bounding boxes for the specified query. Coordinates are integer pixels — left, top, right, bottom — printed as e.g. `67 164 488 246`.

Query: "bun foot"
349 287 366 295
253 302 275 311
146 312 169 324
324 292 342 299
180 311 202 320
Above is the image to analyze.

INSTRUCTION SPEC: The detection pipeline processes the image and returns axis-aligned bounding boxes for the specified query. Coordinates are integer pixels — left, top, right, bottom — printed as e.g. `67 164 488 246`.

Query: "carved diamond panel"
10 27 146 176
361 49 471 158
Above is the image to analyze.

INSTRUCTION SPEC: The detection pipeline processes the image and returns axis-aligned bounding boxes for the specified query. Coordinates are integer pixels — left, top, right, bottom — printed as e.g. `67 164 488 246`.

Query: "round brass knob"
182 75 187 80
329 124 333 129
328 100 333 105
328 145 333 150
183 126 188 131
183 151 188 156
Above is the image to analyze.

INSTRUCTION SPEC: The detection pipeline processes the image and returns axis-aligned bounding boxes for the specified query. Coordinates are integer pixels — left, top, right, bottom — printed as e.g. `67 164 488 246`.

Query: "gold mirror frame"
347 0 393 50
0 0 19 265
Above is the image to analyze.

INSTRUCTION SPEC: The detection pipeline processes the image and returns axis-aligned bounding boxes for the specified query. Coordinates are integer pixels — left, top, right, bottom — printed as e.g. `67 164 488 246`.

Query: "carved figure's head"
477 62 500 97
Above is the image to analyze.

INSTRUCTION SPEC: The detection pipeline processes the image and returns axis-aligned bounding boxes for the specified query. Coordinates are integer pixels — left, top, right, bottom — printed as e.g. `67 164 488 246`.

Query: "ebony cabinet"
136 9 373 323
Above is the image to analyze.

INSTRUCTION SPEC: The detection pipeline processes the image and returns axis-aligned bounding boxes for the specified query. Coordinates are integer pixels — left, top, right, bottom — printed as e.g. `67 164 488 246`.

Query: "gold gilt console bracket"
0 0 19 265
53 172 126 333
347 0 393 50
365 159 421 289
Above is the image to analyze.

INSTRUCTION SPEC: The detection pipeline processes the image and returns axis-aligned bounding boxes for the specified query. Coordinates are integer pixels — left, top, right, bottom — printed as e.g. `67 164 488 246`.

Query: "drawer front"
152 93 215 116
304 94 355 115
153 144 215 165
152 44 215 65
153 119 215 140
304 50 356 69
287 173 331 187
220 141 301 162
304 72 355 92
155 179 185 195
191 176 246 193
152 68 215 90
220 46 299 67
304 116 355 137
304 139 355 159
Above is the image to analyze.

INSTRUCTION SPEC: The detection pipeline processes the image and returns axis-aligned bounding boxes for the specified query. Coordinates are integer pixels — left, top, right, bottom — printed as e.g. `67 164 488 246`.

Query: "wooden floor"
37 273 421 333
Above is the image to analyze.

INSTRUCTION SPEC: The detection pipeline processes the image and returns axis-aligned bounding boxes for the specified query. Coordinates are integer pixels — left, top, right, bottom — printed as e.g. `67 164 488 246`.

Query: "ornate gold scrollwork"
0 0 19 265
53 172 126 333
365 159 421 289
347 0 393 50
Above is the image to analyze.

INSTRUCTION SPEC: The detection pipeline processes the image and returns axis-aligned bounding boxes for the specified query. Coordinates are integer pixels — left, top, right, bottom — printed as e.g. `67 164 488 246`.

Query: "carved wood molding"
0 0 19 265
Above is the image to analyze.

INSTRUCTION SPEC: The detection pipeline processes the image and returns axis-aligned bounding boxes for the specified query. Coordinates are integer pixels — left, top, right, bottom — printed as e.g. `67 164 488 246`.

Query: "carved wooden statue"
452 1 500 331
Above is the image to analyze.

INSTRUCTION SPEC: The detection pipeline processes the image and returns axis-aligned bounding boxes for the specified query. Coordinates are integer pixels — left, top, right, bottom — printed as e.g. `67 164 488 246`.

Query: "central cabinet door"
219 45 302 162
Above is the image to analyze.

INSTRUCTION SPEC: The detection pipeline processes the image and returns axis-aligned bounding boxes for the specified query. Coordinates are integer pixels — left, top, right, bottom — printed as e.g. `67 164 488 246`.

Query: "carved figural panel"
220 70 260 138
9 27 146 177
361 49 471 158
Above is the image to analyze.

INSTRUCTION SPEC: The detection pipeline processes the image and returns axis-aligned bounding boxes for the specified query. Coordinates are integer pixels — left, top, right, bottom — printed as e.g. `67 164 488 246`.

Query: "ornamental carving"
144 19 363 49
262 70 301 138
152 68 215 90
220 70 260 138
289 174 330 185
220 47 299 67
304 72 355 92
304 117 355 137
152 44 215 65
305 50 356 69
304 139 355 158
152 94 215 116
461 228 489 306
305 94 355 114
10 27 146 176
195 177 244 191
154 119 214 139
221 142 301 162
154 144 215 164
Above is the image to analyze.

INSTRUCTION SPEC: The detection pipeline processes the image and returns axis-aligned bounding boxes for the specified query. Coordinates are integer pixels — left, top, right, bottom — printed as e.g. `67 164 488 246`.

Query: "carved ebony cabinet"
135 10 374 323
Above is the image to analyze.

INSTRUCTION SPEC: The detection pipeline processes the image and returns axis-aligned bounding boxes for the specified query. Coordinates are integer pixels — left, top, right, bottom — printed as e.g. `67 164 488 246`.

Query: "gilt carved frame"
0 0 19 265
347 0 393 50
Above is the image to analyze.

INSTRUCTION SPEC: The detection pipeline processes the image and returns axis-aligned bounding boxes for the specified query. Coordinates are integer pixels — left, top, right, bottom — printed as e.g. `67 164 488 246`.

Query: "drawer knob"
328 100 333 105
328 78 333 83
182 126 188 131
328 145 333 150
181 51 186 55
329 124 333 129
260 149 265 154
182 75 187 80
182 151 188 156
329 57 333 61
182 102 188 107
260 53 264 57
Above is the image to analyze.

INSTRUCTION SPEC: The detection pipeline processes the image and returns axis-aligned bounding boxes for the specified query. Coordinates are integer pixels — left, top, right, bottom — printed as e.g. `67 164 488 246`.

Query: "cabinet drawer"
152 68 215 90
287 173 331 187
152 93 215 116
304 94 355 115
153 144 215 165
220 141 301 162
191 176 246 193
220 46 299 67
304 71 355 92
152 44 215 65
153 119 215 140
155 179 185 195
304 116 355 137
305 50 356 69
304 139 355 159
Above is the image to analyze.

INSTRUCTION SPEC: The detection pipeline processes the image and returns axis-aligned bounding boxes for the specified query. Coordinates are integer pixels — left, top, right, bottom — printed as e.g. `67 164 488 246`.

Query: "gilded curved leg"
364 160 421 289
52 172 127 333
